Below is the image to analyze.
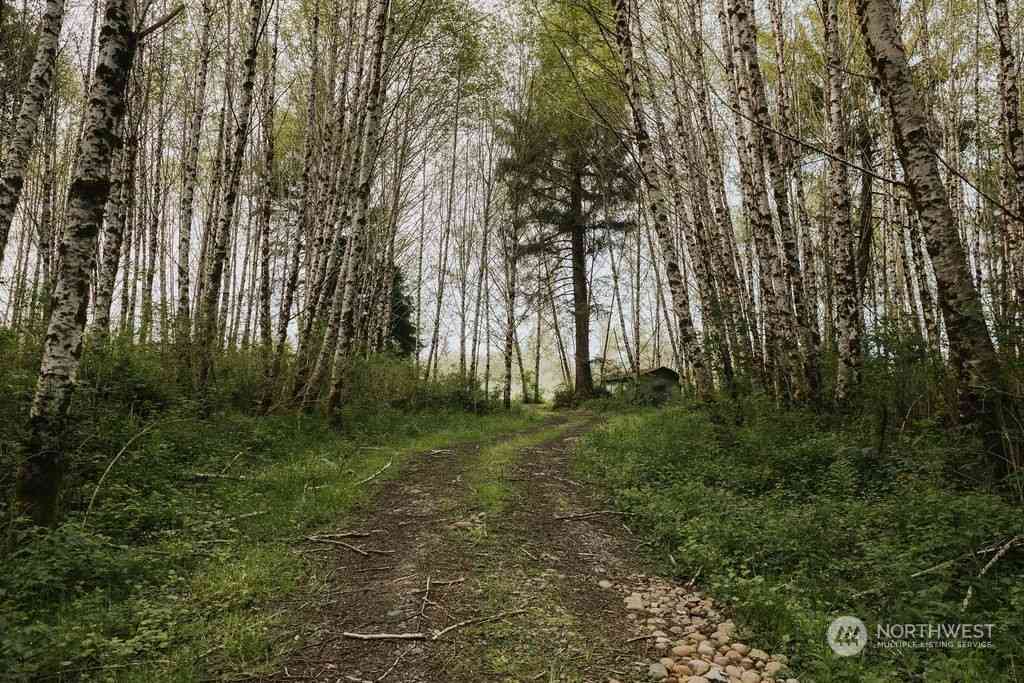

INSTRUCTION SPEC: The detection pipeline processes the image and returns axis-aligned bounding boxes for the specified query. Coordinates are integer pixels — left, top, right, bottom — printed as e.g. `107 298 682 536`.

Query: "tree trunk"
195 0 263 391
569 168 593 399
826 0 860 401
17 0 136 526
176 0 214 351
0 0 66 265
91 118 130 337
613 0 708 397
325 0 392 413
855 0 1004 431
994 0 1024 317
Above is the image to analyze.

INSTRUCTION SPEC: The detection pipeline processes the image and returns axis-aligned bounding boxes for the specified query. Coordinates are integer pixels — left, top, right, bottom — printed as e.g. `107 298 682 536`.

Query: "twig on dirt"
312 530 376 539
306 537 369 556
354 565 392 573
429 449 455 455
552 475 583 488
364 547 395 555
410 578 465 592
342 631 428 641
341 609 529 643
376 645 414 681
391 574 417 584
625 634 658 643
356 460 392 486
430 609 528 640
555 510 633 521
418 574 432 624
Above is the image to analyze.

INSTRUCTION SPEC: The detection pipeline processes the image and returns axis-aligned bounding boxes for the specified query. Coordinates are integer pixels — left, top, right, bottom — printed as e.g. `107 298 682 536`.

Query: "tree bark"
0 0 66 266
855 0 1003 428
826 0 860 401
176 1 214 352
326 0 392 413
17 0 136 526
195 0 263 391
613 0 709 397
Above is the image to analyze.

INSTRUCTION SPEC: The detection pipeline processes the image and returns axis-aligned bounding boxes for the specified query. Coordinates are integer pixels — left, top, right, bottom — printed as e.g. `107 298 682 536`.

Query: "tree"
16 0 169 526
385 268 418 356
0 0 66 266
855 0 1009 451
195 0 265 393
499 0 634 400
612 0 711 398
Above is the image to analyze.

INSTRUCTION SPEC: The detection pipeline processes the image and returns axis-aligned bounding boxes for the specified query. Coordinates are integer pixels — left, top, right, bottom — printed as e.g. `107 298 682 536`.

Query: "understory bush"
575 398 1023 682
0 341 530 678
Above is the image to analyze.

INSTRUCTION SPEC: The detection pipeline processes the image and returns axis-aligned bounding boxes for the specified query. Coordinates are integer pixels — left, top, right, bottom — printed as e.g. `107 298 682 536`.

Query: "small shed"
602 367 681 404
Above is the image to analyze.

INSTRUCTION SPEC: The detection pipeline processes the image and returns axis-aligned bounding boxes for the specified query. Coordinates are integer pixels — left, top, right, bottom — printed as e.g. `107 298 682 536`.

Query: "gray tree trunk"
0 0 66 266
17 0 136 526
856 0 1004 432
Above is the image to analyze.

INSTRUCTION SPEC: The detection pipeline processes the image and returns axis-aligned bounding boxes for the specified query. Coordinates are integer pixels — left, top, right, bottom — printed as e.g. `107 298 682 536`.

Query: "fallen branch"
85 418 183 525
555 510 633 521
313 530 376 539
430 609 528 640
356 460 392 486
306 537 369 556
342 631 427 641
222 510 267 523
911 536 1023 578
410 578 464 593
376 645 414 681
963 535 1022 610
418 575 432 623
625 634 658 643
220 450 248 474
341 609 528 643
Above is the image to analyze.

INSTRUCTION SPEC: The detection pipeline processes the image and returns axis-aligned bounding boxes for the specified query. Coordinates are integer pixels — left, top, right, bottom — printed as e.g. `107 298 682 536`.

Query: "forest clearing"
1 0 1023 679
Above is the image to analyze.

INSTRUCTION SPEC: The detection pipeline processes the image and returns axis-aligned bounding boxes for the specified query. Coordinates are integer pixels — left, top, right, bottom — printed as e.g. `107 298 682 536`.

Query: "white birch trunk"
0 0 66 265
18 0 136 526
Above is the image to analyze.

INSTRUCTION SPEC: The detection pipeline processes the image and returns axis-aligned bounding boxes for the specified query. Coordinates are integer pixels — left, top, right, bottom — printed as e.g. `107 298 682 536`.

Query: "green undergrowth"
574 399 1024 682
464 418 585 514
1 408 542 680
0 337 542 680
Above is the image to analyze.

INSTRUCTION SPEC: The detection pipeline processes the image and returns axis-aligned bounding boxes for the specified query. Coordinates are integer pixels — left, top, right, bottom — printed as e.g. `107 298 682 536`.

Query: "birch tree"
17 0 175 525
855 0 1006 437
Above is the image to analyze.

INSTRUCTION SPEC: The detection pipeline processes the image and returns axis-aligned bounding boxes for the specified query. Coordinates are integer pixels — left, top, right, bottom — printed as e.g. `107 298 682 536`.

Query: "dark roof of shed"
602 366 680 383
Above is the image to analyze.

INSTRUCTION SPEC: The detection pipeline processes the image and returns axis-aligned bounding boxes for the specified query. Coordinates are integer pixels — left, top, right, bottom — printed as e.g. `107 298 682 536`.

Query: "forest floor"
269 411 796 683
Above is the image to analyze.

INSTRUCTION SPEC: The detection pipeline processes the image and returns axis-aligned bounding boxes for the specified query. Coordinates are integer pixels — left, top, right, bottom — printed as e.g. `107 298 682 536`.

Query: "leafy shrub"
551 384 576 409
0 342 522 677
575 402 1023 681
